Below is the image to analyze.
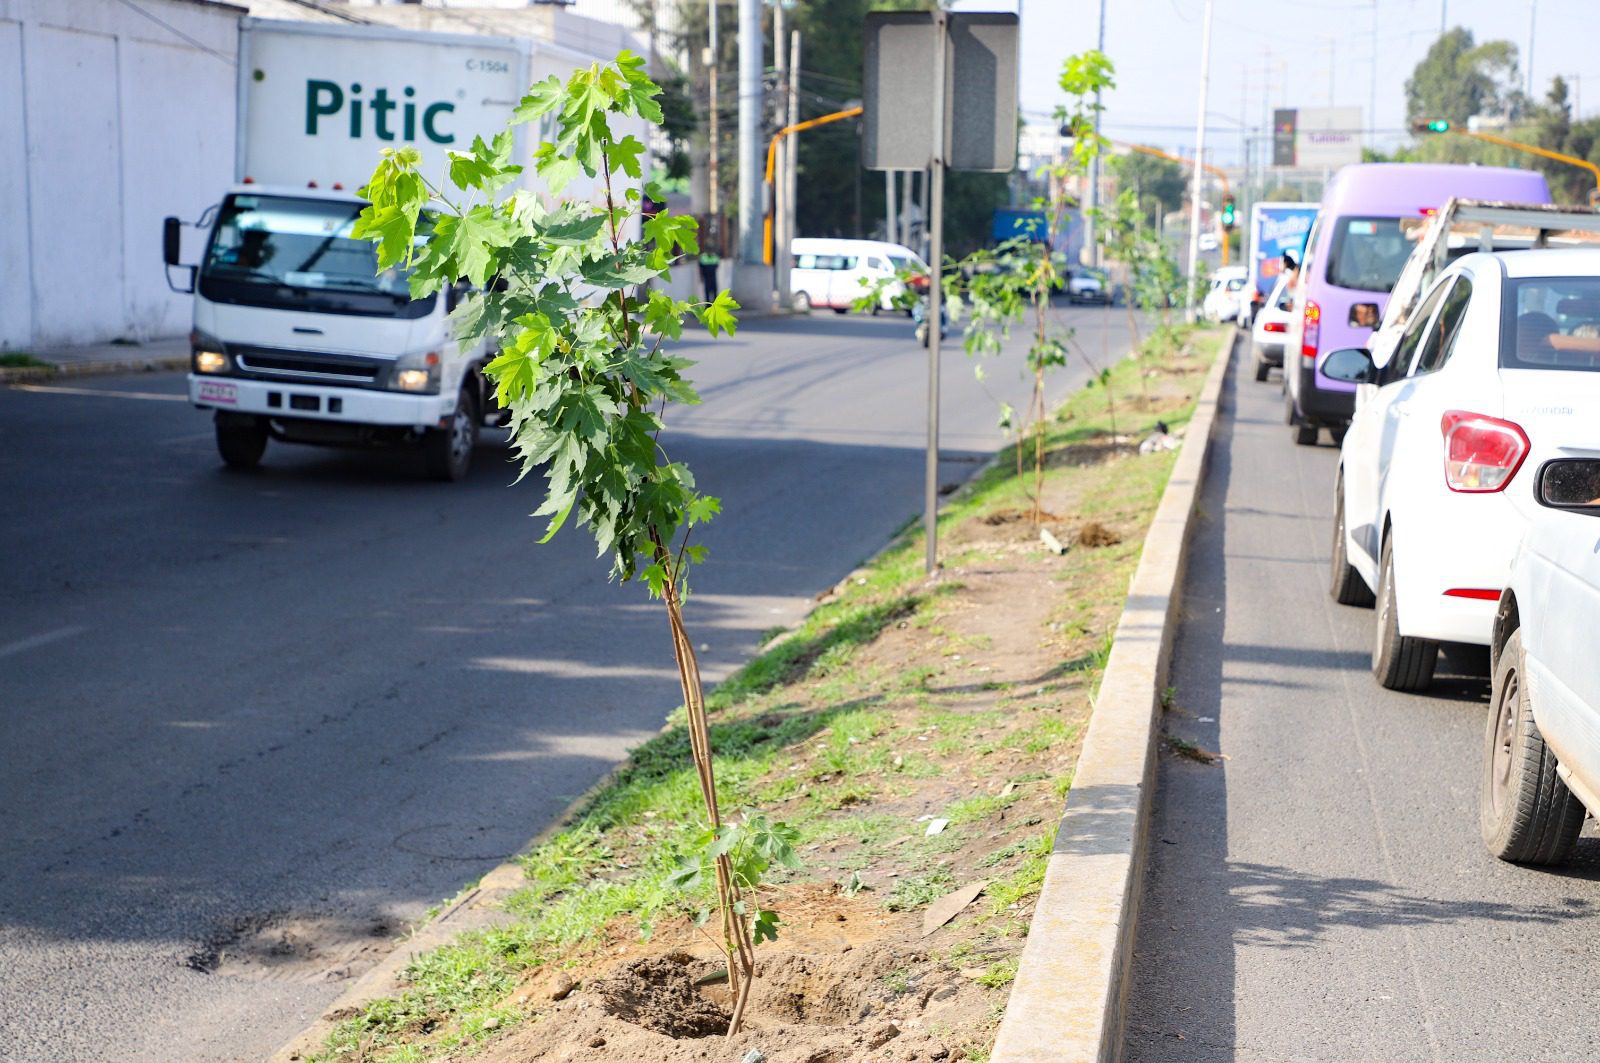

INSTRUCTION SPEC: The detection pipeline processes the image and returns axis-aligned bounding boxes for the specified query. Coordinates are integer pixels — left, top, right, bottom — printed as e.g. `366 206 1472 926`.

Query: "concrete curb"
989 329 1237 1063
0 356 188 384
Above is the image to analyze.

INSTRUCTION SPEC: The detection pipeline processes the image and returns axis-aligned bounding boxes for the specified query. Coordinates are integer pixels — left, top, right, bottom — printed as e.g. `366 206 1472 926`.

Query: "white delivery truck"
162 19 636 480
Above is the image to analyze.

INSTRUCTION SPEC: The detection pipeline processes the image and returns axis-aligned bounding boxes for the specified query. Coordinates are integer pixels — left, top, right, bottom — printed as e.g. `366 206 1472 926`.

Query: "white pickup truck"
1367 197 1600 369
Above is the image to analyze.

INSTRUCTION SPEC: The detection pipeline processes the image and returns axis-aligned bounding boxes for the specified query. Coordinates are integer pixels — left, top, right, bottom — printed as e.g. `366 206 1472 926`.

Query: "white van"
790 238 926 314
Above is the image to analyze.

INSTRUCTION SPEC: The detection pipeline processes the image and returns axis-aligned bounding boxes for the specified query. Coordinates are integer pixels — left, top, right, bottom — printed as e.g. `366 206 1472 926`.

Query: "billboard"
1273 109 1297 167
1248 202 1318 298
1296 107 1363 170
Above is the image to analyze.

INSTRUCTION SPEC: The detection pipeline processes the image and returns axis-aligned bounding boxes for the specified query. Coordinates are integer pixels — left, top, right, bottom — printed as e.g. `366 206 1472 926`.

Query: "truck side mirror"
162 216 196 294
163 216 182 266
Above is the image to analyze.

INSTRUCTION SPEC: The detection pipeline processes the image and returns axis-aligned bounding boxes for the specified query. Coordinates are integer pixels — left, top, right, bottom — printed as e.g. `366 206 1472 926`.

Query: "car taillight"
1301 300 1321 359
1263 321 1286 333
1440 410 1529 492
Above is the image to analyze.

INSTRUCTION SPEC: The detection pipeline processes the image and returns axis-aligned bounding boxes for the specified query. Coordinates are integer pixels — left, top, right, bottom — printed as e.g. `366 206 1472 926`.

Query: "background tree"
631 0 1007 249
1404 28 1521 126
1109 150 1185 229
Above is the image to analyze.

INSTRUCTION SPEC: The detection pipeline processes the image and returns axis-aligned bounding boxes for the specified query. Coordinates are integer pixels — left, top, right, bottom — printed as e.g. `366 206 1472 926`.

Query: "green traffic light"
1427 119 1451 133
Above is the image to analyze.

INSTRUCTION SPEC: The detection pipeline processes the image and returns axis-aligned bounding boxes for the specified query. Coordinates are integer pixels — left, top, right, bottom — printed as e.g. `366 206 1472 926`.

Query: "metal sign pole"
924 10 947 577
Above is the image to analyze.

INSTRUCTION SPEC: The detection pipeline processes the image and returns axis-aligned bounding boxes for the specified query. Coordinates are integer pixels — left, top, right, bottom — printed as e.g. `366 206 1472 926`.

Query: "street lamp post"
1183 0 1214 324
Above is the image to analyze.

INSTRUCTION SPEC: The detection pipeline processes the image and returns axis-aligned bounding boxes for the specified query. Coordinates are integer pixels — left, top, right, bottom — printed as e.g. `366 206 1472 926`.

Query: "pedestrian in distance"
698 237 721 302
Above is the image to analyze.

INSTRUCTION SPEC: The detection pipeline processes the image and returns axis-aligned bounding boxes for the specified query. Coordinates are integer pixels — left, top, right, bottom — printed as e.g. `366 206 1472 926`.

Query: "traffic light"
1221 194 1236 229
1412 118 1452 134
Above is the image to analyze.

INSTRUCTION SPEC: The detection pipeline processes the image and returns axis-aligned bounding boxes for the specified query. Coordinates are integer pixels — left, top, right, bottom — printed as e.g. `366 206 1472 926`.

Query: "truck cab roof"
225 183 367 204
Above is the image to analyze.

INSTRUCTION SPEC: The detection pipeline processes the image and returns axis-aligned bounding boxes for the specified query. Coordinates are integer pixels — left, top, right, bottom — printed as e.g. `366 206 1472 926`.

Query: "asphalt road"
1124 345 1600 1060
0 304 1132 1062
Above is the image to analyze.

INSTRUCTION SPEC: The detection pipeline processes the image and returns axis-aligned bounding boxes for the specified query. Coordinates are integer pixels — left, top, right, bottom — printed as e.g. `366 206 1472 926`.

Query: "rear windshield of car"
1501 276 1600 372
1324 216 1412 293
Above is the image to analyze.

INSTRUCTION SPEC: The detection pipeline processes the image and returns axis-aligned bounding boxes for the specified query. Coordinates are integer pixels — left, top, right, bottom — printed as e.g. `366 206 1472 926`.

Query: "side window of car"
1389 279 1449 380
867 257 885 270
1414 276 1472 375
796 254 818 269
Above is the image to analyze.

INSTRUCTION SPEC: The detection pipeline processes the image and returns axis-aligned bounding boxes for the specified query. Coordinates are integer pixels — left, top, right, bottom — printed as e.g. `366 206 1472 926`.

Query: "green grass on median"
306 324 1227 1063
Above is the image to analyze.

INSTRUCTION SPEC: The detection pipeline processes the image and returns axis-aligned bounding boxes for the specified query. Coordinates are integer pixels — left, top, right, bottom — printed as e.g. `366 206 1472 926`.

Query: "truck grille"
233 347 384 387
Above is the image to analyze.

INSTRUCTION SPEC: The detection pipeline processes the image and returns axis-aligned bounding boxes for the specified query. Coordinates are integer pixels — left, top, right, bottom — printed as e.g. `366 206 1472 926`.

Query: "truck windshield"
199 194 436 319
1324 216 1412 294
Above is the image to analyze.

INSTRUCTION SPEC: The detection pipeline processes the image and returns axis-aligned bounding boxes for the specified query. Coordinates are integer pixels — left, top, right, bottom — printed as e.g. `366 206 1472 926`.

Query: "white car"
1249 272 1295 381
1201 266 1247 322
1481 456 1600 866
1198 231 1220 253
1066 268 1112 304
1067 268 1112 304
791 238 925 314
1325 248 1600 691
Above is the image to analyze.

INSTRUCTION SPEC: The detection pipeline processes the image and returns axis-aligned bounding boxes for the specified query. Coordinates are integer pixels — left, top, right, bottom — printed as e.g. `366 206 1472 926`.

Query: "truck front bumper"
189 375 450 430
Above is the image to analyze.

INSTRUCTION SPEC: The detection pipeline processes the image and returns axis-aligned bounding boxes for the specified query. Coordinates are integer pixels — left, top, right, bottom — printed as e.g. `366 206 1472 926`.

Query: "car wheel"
1480 629 1586 865
216 413 268 470
1293 420 1318 445
1372 532 1438 691
423 386 478 482
1252 344 1270 382
1330 471 1376 608
833 306 848 315
792 291 811 313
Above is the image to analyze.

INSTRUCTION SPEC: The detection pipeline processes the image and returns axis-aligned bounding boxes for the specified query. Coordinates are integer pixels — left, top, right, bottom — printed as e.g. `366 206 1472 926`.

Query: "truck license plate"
198 381 237 405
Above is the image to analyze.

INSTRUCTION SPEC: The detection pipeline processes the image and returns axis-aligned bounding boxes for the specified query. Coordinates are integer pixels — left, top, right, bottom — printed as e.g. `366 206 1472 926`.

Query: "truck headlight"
390 350 441 394
191 330 230 374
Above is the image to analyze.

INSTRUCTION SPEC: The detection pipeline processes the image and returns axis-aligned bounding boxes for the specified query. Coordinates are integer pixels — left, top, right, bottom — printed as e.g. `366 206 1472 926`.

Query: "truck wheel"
1480 629 1586 865
215 413 268 470
1330 472 1375 608
1293 421 1318 446
423 387 478 482
1372 533 1438 692
832 306 849 315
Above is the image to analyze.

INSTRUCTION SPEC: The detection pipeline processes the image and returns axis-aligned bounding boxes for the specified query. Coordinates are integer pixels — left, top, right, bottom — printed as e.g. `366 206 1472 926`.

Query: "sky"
963 0 1600 167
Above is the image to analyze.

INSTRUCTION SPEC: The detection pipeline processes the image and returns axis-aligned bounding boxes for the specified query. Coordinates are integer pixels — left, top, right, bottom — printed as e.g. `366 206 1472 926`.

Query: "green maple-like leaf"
695 290 740 337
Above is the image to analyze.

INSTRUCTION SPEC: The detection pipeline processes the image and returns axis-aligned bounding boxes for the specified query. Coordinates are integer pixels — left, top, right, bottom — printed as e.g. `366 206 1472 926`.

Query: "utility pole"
1184 0 1214 324
923 8 948 577
707 0 720 254
772 1 786 305
1084 0 1108 267
886 171 897 243
1527 1 1537 98
785 30 799 266
1369 0 1378 157
736 0 763 269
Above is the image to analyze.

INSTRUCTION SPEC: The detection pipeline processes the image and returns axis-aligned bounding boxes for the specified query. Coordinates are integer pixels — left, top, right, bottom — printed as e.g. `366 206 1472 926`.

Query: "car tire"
216 413 268 470
793 291 811 313
1253 344 1270 382
1372 533 1438 691
423 386 478 482
1330 472 1376 608
1293 420 1318 445
1480 629 1586 865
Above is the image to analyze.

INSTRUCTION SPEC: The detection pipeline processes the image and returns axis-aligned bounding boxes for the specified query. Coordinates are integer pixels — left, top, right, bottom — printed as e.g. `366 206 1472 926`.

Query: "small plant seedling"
356 51 787 1035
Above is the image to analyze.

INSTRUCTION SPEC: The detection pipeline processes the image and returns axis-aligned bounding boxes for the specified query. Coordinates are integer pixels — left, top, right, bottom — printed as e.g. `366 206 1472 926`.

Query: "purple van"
1284 163 1551 444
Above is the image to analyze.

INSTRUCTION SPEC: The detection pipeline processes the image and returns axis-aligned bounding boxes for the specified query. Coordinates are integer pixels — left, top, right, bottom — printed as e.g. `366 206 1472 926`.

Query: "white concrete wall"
0 0 241 351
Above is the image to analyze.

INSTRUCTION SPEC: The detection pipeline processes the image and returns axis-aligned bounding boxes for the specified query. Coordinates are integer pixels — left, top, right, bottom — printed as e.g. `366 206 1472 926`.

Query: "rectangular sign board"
1296 106 1363 170
863 11 1018 173
1272 108 1297 167
1248 201 1317 298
